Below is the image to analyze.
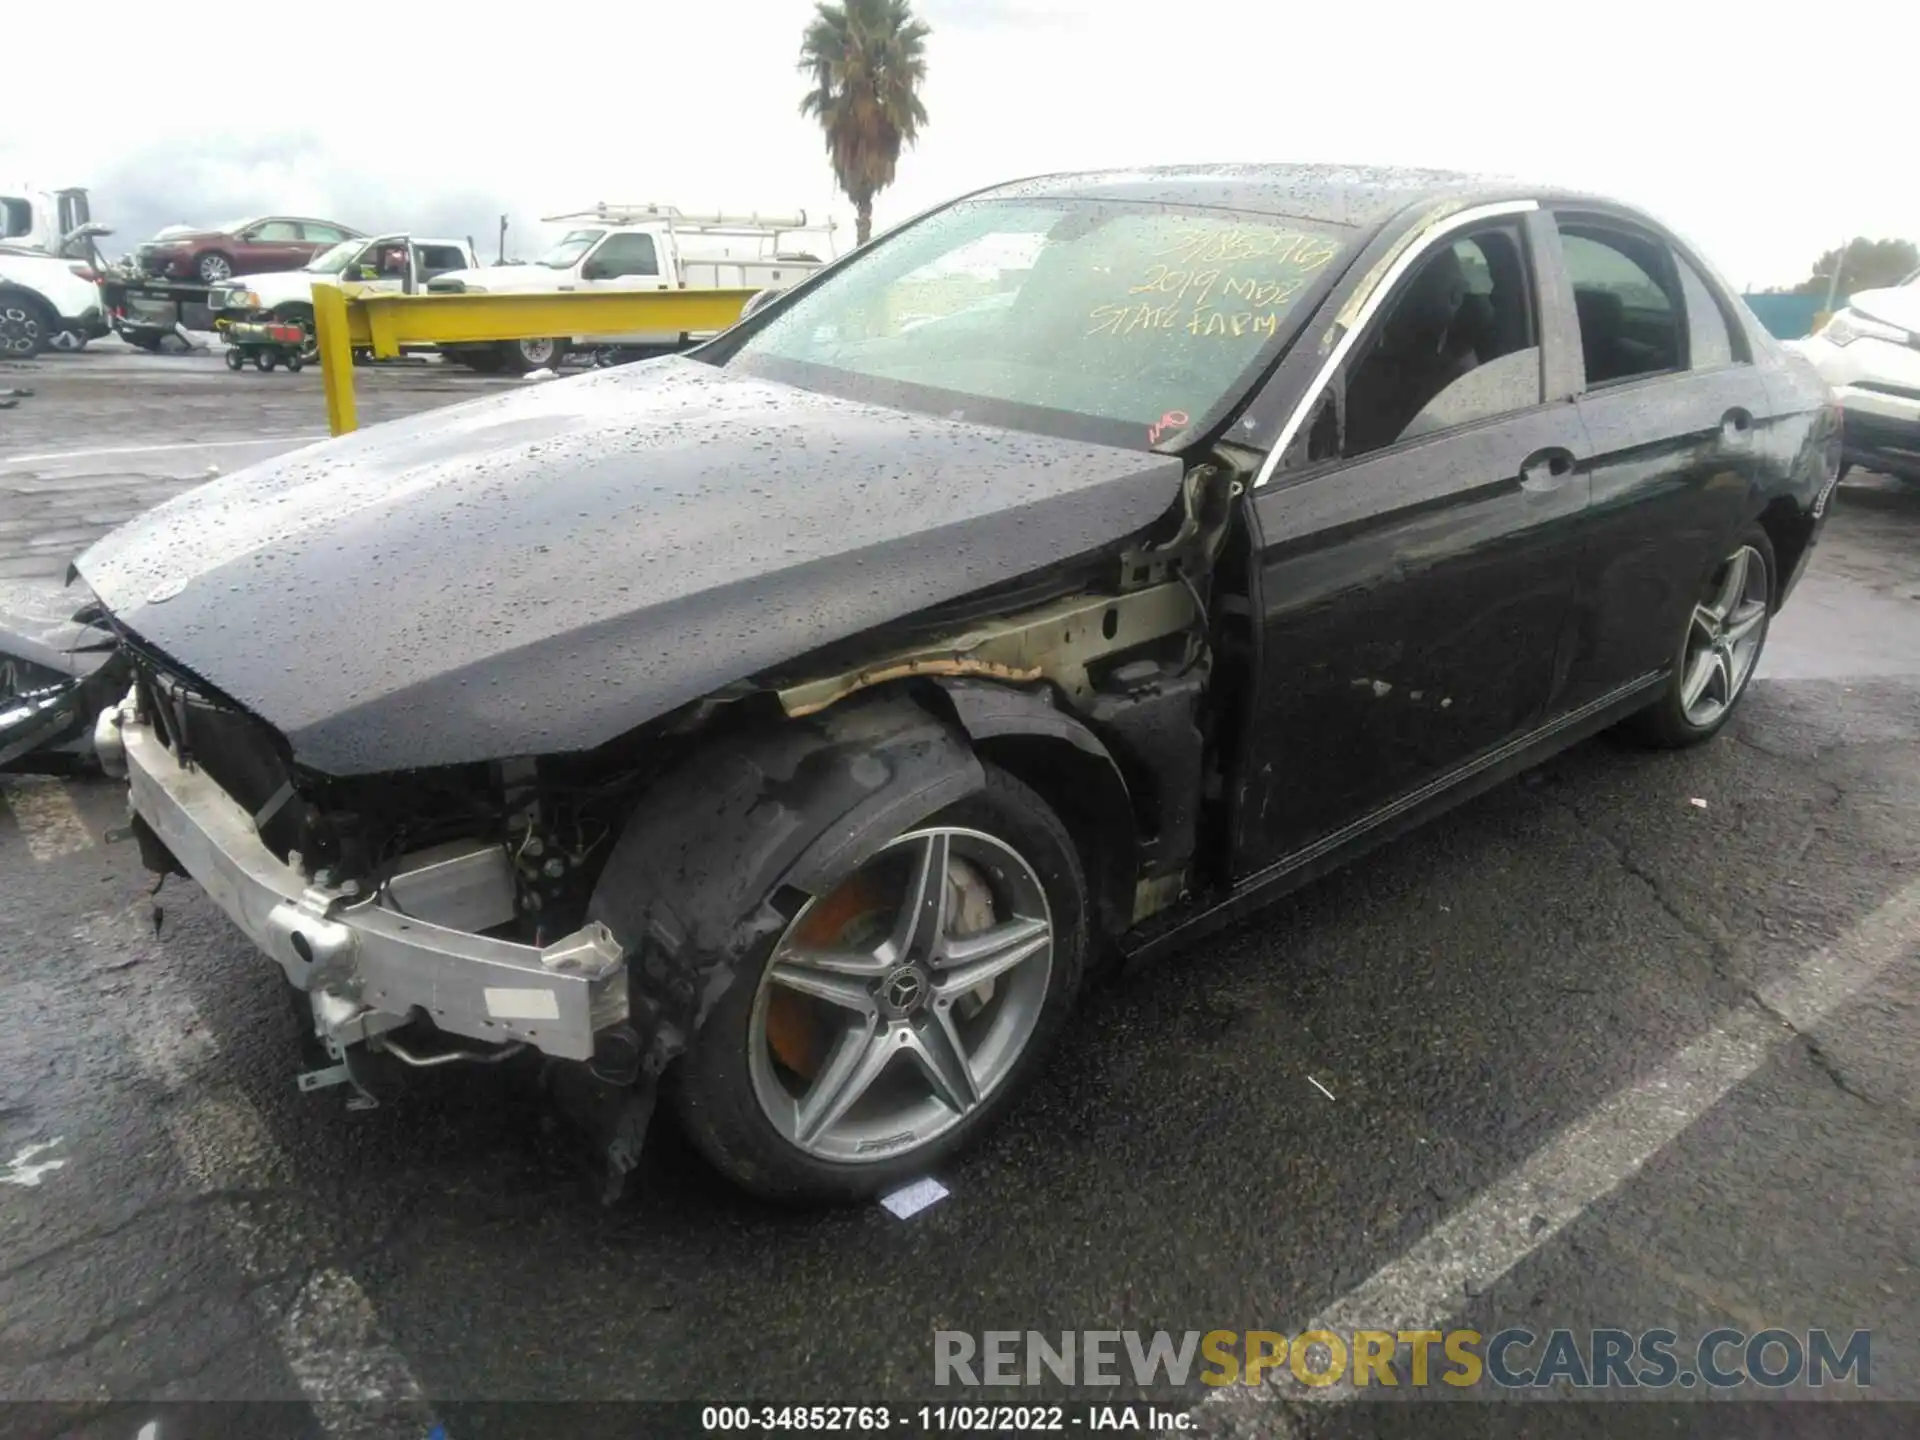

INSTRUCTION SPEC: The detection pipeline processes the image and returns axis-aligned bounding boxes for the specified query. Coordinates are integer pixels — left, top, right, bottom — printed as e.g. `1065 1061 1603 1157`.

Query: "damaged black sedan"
73 166 1839 1201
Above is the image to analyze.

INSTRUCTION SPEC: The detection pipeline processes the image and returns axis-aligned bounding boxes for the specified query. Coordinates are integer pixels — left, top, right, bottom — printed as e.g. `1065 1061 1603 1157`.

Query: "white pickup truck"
207 234 478 360
426 204 837 372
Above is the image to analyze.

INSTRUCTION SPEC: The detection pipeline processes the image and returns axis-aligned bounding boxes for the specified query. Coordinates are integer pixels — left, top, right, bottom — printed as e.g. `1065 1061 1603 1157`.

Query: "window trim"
1252 199 1538 491
1671 250 1750 373
1553 213 1689 392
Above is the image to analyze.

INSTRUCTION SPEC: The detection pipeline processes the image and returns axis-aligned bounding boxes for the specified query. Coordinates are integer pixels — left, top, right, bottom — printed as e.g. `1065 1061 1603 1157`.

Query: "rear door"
1549 214 1772 712
1233 209 1592 875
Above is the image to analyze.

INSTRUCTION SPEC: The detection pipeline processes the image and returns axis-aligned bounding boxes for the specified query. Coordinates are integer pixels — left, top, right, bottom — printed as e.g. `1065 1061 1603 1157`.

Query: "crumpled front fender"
585 691 985 1078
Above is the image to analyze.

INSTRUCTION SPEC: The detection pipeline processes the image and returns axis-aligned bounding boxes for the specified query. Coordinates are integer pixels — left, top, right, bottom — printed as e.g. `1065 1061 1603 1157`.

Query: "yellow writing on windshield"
1086 224 1336 340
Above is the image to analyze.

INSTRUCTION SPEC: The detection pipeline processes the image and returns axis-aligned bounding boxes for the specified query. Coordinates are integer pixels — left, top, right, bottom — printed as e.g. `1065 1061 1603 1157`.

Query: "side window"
1557 224 1683 385
1675 257 1737 370
585 233 660 279
414 245 467 277
1331 225 1543 460
303 223 346 244
249 220 302 241
0 197 31 240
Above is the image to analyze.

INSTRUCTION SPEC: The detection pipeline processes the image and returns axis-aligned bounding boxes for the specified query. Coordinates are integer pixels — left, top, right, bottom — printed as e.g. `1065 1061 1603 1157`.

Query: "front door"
1233 215 1591 876
580 231 677 345
243 219 311 272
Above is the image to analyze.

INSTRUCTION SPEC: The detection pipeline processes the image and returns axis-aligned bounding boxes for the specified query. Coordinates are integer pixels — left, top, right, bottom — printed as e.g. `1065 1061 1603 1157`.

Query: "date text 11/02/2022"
701 1404 1192 1432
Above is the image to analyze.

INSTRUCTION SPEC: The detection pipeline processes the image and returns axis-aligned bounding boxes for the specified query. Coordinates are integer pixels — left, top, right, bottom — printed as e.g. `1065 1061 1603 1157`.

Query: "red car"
136 216 364 285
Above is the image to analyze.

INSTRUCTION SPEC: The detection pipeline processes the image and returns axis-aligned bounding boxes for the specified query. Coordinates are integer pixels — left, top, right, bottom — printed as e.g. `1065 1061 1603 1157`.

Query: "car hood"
1847 283 1920 333
76 357 1181 775
224 269 334 302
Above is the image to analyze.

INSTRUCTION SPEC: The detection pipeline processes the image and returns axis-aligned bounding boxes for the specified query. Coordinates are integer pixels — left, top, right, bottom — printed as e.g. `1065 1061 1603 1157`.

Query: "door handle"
1721 409 1754 446
1519 448 1576 492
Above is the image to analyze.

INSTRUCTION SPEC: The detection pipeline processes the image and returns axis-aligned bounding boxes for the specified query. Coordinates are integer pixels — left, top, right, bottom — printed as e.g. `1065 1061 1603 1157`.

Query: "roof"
977 163 1527 231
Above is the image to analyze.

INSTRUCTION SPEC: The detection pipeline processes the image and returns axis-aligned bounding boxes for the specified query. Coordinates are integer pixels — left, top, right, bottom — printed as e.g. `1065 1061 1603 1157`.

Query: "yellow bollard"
312 282 358 436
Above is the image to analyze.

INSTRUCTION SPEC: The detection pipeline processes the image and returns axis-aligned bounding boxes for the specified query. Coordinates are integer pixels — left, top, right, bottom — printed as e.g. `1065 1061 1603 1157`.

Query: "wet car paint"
75 357 1181 774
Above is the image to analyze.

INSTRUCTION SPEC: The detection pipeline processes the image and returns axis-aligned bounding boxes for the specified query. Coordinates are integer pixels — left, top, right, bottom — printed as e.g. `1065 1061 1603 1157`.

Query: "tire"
1621 525 1776 748
0 291 57 358
284 352 304 373
254 351 275 372
450 349 506 374
195 252 235 284
224 347 245 371
672 763 1089 1203
498 336 564 373
272 304 318 363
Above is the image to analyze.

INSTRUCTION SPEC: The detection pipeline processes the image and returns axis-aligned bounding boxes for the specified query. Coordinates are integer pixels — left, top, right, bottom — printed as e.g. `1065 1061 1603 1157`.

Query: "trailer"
426 203 838 372
97 270 218 351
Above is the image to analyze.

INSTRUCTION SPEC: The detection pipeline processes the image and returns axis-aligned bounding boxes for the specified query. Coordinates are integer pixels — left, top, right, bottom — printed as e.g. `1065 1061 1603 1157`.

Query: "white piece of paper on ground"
879 1177 949 1219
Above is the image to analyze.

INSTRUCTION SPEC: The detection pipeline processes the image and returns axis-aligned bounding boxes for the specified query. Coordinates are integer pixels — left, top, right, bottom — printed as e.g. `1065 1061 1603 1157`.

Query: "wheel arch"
921 677 1137 943
1753 495 1812 610
585 690 986 1078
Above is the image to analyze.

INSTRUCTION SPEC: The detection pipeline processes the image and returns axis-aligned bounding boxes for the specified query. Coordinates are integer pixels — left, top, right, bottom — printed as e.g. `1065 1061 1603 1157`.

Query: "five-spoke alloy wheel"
673 765 1088 1202
1627 525 1776 748
1679 542 1770 729
747 825 1054 1163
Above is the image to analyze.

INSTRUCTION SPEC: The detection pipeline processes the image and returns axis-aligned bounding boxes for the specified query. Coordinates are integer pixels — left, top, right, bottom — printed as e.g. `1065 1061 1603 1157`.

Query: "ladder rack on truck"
539 204 839 260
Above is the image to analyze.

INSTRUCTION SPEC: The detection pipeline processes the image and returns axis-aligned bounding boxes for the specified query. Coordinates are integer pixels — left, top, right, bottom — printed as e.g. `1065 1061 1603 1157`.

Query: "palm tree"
798 0 931 247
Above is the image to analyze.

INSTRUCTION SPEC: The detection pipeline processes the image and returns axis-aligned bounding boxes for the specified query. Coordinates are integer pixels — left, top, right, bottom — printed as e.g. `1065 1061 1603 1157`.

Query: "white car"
1793 268 1920 482
0 248 105 357
208 234 477 359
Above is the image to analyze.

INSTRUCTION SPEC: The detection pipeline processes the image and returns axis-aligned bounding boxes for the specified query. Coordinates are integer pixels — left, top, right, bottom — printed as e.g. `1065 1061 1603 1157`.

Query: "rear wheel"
1622 526 1774 748
449 348 506 373
673 764 1088 1202
0 292 56 358
498 336 564 373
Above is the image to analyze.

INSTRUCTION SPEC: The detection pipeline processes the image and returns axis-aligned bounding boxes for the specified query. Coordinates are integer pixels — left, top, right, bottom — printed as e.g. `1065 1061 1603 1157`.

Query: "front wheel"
672 764 1088 1203
1622 526 1775 748
0 292 56 358
224 347 245 371
195 252 234 284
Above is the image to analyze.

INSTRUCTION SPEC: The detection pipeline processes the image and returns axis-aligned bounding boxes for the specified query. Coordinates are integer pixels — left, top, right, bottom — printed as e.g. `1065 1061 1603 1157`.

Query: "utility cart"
222 318 309 371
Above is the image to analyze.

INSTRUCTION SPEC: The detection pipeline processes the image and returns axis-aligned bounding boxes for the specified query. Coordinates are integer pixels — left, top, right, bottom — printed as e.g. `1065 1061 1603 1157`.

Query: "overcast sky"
5 0 1915 289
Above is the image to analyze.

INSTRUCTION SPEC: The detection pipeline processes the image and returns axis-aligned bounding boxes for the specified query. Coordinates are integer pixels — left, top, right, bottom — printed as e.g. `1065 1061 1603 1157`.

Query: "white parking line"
1194 874 1920 1426
2 777 95 860
3 436 328 465
78 909 440 1436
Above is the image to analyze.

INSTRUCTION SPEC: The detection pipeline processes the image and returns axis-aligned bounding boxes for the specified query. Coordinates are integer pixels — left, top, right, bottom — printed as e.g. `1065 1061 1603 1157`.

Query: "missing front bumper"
108 694 628 1063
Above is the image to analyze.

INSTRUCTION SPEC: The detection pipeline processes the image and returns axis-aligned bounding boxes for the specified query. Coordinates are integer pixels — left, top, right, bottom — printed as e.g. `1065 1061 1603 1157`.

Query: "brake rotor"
765 872 888 1079
765 855 1001 1079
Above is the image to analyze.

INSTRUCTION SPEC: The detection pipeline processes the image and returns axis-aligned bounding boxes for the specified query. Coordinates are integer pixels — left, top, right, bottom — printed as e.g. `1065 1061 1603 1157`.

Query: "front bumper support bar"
108 696 626 1062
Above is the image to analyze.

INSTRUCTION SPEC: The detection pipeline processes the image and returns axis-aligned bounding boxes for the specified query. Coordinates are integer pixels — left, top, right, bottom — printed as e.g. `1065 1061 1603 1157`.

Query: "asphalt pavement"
1 346 1916 1440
